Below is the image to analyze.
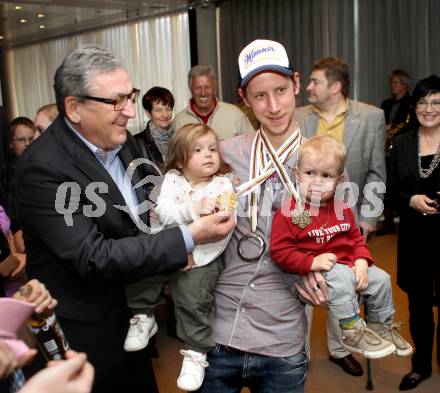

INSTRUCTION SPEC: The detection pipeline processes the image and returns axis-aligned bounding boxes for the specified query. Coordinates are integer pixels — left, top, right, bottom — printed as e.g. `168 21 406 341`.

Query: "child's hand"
311 253 337 272
353 259 368 291
180 254 195 272
193 197 216 216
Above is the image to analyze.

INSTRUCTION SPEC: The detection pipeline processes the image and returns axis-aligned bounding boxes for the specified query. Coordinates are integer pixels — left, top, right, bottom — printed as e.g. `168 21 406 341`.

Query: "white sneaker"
124 314 158 352
177 349 208 391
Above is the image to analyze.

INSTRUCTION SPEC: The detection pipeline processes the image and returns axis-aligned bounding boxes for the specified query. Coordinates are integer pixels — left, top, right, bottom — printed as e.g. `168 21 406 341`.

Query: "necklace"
418 130 440 178
315 204 330 229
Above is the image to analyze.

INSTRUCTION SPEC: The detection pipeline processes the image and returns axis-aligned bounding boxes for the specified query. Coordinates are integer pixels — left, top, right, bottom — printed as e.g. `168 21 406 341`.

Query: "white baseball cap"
238 39 293 87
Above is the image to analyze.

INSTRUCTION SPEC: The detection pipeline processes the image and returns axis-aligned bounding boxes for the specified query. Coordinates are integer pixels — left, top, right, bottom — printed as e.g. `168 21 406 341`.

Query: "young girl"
124 123 236 391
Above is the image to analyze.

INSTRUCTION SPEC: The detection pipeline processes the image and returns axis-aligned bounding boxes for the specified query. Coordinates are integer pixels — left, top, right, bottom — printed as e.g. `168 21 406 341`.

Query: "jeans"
196 344 308 393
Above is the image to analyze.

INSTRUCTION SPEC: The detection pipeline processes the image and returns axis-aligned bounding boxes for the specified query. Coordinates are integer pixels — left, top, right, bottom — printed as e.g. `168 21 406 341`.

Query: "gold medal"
216 190 238 213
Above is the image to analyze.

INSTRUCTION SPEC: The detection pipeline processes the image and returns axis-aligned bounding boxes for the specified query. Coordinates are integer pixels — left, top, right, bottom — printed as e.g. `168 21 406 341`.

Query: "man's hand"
14 279 58 314
295 271 328 307
19 350 94 393
359 221 375 242
353 258 368 291
311 253 336 272
188 211 235 245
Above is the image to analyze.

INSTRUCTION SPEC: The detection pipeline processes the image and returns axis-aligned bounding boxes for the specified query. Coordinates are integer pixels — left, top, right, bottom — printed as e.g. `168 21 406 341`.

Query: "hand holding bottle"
13 279 57 314
14 280 69 360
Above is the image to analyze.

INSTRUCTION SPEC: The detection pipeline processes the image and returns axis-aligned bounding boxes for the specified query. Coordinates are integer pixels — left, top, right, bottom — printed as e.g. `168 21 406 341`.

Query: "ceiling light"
0 36 4 40
15 6 23 10
40 24 46 29
20 18 27 23
37 13 45 18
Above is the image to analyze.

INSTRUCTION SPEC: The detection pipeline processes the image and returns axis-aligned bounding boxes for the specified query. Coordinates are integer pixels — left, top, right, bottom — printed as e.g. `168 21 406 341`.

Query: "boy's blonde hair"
298 136 347 174
164 123 230 175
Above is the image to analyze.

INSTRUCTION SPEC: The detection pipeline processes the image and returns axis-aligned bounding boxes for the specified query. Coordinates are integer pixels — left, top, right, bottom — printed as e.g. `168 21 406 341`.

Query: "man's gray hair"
188 64 217 89
53 44 123 116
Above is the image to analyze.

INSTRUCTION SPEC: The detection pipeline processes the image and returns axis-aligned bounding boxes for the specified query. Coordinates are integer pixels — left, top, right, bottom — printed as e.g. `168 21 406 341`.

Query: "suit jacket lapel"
118 141 150 224
343 100 361 150
119 142 143 203
55 118 127 208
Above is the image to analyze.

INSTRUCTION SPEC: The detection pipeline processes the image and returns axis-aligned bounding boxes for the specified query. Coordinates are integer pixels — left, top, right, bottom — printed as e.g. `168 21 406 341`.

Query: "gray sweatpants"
125 256 223 353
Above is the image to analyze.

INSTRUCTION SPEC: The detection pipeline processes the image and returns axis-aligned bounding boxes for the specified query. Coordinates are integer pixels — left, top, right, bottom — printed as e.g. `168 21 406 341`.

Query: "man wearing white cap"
195 39 327 393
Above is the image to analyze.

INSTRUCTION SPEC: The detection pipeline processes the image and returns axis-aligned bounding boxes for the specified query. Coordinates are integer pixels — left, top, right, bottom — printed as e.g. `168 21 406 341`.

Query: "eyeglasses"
416 99 440 112
79 88 140 111
12 136 34 143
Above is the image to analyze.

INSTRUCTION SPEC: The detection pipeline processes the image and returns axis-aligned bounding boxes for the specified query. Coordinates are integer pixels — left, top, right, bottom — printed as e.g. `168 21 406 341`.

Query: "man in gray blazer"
294 57 386 377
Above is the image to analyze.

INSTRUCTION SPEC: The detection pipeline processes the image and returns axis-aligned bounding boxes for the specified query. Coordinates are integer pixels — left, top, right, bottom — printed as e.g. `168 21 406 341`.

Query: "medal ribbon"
236 125 302 232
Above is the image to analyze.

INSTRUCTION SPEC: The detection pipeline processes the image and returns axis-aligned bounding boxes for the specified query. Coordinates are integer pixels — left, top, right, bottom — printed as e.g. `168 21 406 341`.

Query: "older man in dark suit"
15 44 234 393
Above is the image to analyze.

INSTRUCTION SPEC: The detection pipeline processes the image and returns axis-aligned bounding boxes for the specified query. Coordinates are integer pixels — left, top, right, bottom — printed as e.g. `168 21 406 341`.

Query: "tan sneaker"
368 321 413 356
342 319 396 359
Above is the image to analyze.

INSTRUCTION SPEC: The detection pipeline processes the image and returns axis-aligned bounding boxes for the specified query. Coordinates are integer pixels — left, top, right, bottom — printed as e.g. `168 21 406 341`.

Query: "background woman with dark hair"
388 75 440 390
134 86 175 170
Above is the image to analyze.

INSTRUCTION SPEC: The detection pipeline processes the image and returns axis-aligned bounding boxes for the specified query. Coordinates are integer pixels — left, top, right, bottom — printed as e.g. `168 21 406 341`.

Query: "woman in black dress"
388 75 440 390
